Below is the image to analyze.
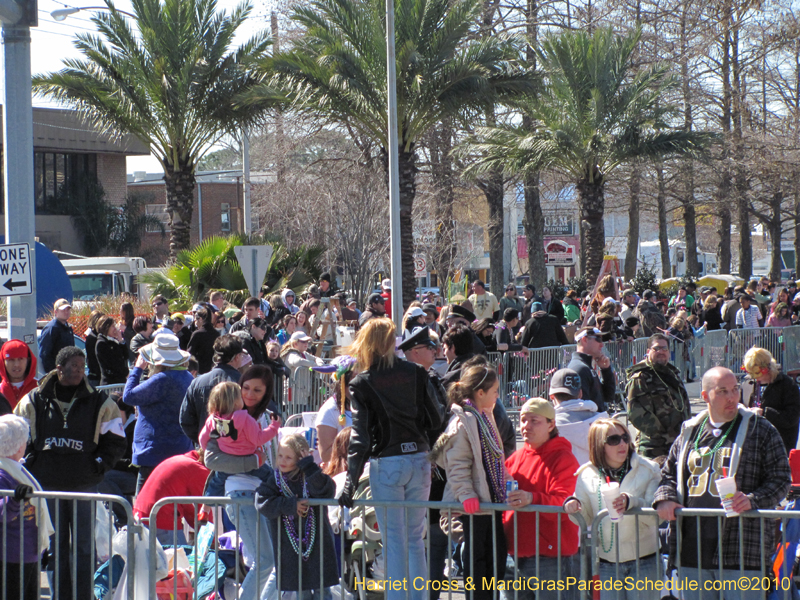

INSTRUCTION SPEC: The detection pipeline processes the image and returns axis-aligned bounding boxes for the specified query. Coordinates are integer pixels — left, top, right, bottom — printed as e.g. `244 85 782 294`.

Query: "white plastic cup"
716 476 739 517
600 482 622 521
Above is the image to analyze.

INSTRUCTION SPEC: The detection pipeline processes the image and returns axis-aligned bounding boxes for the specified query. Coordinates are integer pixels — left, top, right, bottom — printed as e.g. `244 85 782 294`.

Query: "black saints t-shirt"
679 414 742 569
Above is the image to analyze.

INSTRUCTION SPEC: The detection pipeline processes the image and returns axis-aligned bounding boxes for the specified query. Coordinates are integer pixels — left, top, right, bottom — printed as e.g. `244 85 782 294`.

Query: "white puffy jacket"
569 453 661 562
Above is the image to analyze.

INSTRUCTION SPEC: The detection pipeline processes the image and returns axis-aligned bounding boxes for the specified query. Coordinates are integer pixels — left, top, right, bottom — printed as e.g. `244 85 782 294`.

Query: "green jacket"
625 360 692 459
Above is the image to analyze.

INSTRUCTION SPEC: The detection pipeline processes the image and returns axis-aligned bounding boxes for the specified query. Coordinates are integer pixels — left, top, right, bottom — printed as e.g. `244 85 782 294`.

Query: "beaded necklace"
463 401 506 503
595 459 629 553
692 415 737 459
275 469 316 560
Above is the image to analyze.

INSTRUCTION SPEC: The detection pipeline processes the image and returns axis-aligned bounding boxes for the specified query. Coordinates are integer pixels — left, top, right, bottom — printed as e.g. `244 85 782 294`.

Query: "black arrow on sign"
4 279 26 291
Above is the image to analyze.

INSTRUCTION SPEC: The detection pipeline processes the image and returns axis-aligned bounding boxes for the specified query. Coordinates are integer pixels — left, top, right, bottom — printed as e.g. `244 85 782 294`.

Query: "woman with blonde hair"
741 347 800 452
338 318 443 600
564 418 661 599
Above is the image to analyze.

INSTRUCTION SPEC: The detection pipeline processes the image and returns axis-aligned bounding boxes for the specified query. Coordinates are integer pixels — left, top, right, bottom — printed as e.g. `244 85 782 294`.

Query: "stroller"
341 474 384 600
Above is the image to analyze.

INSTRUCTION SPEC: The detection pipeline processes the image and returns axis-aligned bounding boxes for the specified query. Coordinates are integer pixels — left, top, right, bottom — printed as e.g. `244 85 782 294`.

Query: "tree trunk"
717 0 733 275
718 206 732 274
732 26 751 279
577 169 605 286
397 146 418 309
624 162 640 281
430 122 456 288
679 0 699 278
163 163 196 259
483 167 506 295
769 192 783 282
524 171 546 289
656 164 670 279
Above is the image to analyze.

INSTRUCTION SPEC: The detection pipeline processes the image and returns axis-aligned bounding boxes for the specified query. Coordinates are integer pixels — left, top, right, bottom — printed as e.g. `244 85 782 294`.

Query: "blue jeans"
598 556 660 600
369 454 431 600
504 554 578 600
226 490 278 600
677 567 763 600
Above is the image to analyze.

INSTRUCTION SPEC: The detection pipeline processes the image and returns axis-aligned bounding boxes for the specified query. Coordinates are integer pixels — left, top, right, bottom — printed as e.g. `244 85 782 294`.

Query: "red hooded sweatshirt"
503 435 580 558
0 339 38 410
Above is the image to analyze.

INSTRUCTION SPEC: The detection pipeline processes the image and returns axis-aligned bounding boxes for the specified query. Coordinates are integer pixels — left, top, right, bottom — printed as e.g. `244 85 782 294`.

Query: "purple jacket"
0 469 39 563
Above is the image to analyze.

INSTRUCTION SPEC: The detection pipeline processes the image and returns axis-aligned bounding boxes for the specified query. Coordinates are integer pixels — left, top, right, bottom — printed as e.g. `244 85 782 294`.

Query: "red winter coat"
503 435 579 558
381 290 392 319
0 339 38 410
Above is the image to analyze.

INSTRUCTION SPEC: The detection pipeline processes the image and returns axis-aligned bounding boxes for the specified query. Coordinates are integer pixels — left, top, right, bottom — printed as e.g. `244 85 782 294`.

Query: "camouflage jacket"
625 360 691 459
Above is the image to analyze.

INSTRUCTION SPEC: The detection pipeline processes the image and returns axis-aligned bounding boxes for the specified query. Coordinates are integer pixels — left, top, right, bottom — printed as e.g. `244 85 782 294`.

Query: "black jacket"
18 372 126 491
567 351 616 413
493 323 524 352
343 361 443 499
544 297 566 324
520 313 569 349
232 330 268 365
38 318 75 373
95 334 130 386
85 330 101 381
751 372 800 453
187 327 220 374
179 363 241 444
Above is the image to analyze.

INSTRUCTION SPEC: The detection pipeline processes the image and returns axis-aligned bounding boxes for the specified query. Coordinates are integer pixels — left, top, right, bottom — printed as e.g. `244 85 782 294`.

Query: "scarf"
0 457 54 554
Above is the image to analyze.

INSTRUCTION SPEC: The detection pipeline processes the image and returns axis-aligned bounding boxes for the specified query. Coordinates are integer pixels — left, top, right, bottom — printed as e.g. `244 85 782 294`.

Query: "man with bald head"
653 366 790 598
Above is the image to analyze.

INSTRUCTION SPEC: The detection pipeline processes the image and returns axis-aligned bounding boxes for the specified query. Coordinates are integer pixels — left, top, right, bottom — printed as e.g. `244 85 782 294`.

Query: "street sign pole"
386 0 403 331
2 16 37 349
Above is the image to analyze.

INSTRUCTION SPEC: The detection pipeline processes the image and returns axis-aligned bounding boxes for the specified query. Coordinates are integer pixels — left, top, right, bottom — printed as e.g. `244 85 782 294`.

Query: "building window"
146 204 171 232
220 203 231 232
34 151 97 214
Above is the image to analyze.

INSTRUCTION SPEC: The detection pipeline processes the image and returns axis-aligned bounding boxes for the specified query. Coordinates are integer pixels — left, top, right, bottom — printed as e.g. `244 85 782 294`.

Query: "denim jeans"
503 554 578 600
677 567 763 600
226 490 278 600
598 555 660 600
46 486 97 600
369 453 431 600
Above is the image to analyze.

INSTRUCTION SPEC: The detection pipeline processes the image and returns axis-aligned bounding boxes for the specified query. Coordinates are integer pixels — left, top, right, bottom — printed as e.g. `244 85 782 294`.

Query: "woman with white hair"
0 414 54 599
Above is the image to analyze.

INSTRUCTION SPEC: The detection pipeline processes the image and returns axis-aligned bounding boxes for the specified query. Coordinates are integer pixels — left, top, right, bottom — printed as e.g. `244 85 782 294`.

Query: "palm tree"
140 234 324 309
463 27 714 285
262 0 532 306
33 0 275 259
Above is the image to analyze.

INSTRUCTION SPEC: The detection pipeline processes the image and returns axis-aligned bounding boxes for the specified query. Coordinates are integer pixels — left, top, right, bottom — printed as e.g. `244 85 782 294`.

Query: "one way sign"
0 243 32 297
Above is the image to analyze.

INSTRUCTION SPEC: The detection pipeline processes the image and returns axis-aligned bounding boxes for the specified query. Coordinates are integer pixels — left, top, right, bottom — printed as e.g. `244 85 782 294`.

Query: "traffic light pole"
1 7 38 352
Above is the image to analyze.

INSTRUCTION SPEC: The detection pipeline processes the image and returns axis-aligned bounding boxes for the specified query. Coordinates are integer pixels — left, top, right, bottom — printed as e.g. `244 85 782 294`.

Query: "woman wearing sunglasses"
564 418 661 599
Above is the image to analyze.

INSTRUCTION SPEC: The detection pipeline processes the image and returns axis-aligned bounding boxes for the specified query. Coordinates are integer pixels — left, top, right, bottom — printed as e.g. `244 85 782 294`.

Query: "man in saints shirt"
654 366 790 599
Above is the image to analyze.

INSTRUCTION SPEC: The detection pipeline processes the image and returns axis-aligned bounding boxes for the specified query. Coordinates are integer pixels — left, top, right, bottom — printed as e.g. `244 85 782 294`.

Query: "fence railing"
6 488 800 600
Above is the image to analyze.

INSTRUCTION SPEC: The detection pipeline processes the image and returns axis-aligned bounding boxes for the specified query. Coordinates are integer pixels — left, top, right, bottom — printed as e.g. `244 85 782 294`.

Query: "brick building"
0 106 149 254
127 171 244 266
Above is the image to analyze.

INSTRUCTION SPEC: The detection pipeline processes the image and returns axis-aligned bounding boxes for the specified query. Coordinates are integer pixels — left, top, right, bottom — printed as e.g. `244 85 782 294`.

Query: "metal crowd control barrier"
148 495 589 600
727 327 786 375
590 506 800 600
0 489 135 600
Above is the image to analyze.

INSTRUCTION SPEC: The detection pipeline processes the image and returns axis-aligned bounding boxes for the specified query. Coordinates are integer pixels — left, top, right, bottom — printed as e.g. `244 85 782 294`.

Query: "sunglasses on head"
153 301 164 307
605 433 630 446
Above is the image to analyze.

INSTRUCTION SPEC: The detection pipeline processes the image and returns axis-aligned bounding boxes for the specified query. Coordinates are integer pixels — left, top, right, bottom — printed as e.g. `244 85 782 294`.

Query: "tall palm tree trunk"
484 168 505 294
577 171 605 285
397 146 418 308
164 164 196 259
524 171 546 289
430 122 456 287
656 163 670 279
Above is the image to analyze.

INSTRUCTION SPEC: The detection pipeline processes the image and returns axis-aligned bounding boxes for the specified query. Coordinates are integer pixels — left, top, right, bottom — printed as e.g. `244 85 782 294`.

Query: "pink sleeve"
198 415 215 450
256 417 281 445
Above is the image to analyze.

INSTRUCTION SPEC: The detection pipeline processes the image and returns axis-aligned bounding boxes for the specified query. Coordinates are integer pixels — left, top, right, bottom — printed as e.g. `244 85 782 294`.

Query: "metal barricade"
696 329 728 376
283 359 334 417
727 327 785 373
96 383 126 395
0 490 136 600
589 506 800 600
505 346 567 407
783 326 800 375
149 495 590 600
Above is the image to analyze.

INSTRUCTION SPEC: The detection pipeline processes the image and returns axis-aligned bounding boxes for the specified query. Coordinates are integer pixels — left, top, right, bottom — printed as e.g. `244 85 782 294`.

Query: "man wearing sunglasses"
654 366 791 598
625 333 691 459
567 327 616 413
151 295 170 327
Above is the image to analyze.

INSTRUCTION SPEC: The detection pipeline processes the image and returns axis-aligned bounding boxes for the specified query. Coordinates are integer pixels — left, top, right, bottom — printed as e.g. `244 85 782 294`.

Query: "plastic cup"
600 482 622 521
716 476 739 517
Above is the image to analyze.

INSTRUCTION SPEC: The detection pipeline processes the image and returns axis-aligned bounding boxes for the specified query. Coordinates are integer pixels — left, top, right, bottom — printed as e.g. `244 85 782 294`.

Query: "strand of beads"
276 469 317 560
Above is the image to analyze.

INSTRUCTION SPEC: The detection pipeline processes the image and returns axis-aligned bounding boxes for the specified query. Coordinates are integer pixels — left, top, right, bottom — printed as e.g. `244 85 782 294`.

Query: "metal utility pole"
385 0 403 330
242 128 252 234
1 0 37 353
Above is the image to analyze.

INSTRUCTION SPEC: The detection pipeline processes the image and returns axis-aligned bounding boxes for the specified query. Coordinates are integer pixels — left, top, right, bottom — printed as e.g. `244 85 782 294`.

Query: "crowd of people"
0 272 798 600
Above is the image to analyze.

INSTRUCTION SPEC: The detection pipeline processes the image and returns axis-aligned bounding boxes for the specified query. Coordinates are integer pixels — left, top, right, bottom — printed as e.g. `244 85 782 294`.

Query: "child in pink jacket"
198 382 280 455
